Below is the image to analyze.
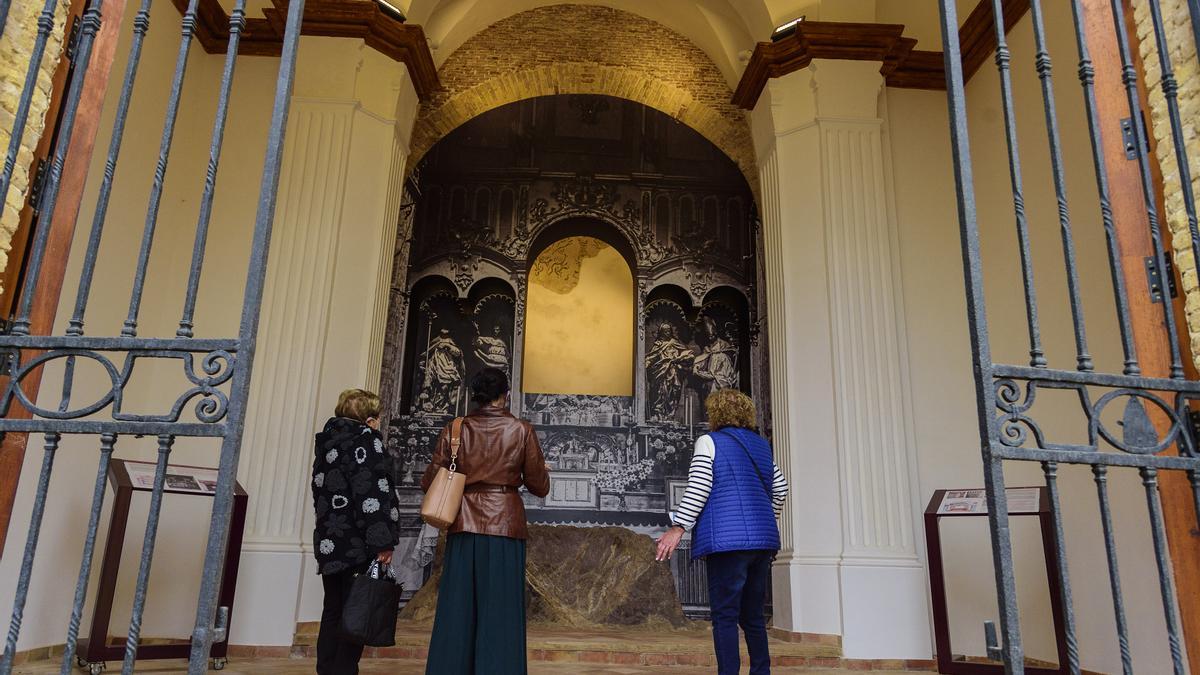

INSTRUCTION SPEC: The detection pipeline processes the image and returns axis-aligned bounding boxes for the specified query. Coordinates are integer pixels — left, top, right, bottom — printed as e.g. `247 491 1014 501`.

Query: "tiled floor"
15 657 915 674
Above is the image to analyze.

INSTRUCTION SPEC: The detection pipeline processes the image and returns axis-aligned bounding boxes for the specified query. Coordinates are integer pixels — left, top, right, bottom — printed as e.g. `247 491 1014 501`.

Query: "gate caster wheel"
211 657 227 671
75 655 88 668
88 663 105 675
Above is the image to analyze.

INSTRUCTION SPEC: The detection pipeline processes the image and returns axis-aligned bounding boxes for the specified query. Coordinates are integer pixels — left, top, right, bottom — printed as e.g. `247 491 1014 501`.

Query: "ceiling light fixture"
377 0 406 21
771 16 805 42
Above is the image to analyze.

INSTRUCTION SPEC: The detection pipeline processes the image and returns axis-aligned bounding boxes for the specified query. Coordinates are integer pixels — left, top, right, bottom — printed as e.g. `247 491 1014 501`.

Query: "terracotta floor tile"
15 657 919 674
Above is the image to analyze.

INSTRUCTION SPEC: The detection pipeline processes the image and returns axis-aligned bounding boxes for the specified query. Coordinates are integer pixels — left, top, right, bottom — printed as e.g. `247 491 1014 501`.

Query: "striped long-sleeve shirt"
670 434 788 531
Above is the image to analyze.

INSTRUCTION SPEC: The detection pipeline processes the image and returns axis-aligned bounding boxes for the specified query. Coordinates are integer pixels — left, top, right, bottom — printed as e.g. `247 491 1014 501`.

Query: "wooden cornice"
731 0 1031 108
171 0 439 101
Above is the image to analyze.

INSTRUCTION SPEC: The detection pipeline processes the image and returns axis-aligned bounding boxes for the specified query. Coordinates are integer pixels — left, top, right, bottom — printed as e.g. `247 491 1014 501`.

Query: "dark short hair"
470 367 509 405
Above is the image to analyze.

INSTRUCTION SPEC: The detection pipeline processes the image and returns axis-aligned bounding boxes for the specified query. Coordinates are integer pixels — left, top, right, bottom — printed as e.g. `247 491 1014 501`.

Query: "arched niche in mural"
523 219 638 400
644 284 751 425
401 275 516 418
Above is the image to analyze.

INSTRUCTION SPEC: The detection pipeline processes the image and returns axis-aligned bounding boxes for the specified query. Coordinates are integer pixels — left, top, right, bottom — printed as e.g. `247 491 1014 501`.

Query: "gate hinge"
1187 409 1200 450
1145 255 1178 303
1120 112 1150 160
28 158 49 217
65 15 83 62
0 318 13 377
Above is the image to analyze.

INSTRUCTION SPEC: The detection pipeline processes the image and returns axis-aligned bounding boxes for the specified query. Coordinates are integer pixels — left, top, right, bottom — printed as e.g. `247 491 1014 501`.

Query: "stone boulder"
399 524 690 629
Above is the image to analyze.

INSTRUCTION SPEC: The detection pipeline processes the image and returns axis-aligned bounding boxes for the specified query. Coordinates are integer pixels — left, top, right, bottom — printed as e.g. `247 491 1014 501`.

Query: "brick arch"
409 5 758 193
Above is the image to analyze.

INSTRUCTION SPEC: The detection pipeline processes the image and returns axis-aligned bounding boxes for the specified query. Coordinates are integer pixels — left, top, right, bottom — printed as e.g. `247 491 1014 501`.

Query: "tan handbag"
420 418 466 529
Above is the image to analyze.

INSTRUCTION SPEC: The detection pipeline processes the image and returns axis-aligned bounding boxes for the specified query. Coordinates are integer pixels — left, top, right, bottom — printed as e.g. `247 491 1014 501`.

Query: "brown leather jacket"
420 405 550 540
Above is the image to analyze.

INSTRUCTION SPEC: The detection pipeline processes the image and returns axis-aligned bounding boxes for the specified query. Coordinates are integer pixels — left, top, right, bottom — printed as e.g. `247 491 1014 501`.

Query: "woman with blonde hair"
310 389 399 675
656 388 788 675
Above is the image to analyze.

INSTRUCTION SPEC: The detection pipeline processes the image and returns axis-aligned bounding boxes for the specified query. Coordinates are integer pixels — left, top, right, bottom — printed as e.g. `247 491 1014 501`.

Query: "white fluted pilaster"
821 118 918 560
229 39 417 648
240 99 355 546
756 60 928 659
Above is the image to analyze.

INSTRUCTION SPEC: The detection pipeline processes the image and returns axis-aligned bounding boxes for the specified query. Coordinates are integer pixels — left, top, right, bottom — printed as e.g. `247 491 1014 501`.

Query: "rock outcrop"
399 524 690 629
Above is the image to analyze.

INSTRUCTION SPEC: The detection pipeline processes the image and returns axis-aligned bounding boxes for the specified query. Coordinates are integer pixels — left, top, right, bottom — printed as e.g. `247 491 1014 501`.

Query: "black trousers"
317 562 370 675
425 532 528 675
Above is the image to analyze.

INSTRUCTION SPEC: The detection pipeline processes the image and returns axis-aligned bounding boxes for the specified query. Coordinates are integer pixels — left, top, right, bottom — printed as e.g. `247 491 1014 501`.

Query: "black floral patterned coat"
311 417 400 575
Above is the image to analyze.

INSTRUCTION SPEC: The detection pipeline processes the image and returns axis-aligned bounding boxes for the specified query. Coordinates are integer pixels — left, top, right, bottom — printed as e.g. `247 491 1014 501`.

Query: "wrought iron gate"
0 1 305 674
938 0 1200 673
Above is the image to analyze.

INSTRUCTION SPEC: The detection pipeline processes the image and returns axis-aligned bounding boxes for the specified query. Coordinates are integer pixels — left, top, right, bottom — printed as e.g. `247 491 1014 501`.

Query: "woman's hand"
377 549 393 565
655 526 685 562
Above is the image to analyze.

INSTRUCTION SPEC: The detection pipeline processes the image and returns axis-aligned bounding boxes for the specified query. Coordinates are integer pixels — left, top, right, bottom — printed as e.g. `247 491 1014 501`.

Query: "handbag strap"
716 429 771 499
448 417 463 473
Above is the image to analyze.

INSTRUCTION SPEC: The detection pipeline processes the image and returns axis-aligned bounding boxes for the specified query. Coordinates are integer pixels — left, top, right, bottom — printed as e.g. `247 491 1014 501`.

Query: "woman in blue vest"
656 388 789 675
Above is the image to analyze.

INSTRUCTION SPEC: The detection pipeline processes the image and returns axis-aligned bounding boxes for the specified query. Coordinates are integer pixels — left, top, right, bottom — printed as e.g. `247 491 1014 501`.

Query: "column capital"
293 36 413 124
763 59 883 138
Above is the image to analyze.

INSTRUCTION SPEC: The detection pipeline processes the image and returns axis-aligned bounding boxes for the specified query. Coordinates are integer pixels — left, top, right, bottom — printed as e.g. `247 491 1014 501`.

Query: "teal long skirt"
425 532 528 675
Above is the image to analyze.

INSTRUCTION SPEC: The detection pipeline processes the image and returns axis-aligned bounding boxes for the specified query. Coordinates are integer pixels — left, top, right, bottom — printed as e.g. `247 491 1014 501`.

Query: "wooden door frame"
0 0 127 556
1084 0 1200 670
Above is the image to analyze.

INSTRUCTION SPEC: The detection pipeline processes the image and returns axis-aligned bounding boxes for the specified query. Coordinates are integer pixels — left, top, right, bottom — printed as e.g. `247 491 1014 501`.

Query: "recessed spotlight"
377 0 406 21
771 16 805 42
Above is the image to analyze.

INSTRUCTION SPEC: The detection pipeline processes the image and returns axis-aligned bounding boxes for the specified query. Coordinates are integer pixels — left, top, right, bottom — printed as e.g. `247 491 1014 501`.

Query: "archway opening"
523 235 634 396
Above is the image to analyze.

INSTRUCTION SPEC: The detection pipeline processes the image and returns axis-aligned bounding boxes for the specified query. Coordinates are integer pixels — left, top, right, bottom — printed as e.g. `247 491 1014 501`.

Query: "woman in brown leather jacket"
421 367 550 675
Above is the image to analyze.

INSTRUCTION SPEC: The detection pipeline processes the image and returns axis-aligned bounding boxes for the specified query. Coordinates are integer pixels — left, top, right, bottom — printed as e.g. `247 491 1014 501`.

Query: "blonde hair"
335 389 381 423
705 389 757 431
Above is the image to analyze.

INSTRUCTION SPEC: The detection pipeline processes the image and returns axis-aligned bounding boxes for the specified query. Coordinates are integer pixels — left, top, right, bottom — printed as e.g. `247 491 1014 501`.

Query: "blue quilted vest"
691 427 781 559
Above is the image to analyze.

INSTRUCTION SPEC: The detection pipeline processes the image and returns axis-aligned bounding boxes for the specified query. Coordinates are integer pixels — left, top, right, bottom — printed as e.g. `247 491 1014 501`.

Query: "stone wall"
0 0 69 289
1133 0 1200 367
410 4 757 194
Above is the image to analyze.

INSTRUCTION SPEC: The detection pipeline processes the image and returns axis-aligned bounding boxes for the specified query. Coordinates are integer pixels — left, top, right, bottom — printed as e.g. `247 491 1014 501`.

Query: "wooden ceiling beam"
171 0 440 100
731 0 1032 108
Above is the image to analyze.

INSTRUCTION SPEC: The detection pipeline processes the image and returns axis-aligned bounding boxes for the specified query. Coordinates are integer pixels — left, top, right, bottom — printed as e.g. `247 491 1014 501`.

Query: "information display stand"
923 487 1068 675
76 459 248 674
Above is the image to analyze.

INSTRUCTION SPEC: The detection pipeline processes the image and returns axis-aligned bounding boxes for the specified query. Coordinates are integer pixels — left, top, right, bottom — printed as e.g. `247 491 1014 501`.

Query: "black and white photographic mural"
379 95 764 616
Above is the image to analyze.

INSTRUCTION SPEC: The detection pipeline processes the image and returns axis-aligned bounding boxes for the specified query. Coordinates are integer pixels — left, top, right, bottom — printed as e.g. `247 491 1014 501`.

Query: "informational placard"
936 487 1042 515
123 460 221 494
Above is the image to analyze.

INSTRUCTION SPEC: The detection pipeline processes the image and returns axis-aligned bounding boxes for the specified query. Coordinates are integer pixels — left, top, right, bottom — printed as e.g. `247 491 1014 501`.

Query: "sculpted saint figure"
473 323 511 371
417 329 465 415
693 316 739 395
645 322 694 421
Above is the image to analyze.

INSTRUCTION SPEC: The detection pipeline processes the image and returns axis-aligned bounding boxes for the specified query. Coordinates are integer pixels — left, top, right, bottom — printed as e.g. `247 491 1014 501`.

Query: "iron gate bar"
1144 0 1200 303
120 435 174 674
1107 0 1185 379
60 433 116 675
1140 467 1186 674
123 0 200 339
938 0 1025 670
67 0 153 338
1039 462 1079 672
1089 465 1132 675
0 0 11 38
987 0 1045 369
993 363 1200 390
0 433 59 674
1027 0 1092 372
179 0 247 339
0 0 59 254
0 335 239 350
187 0 307 669
1067 0 1139 377
11 0 101 339
0 0 106 669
